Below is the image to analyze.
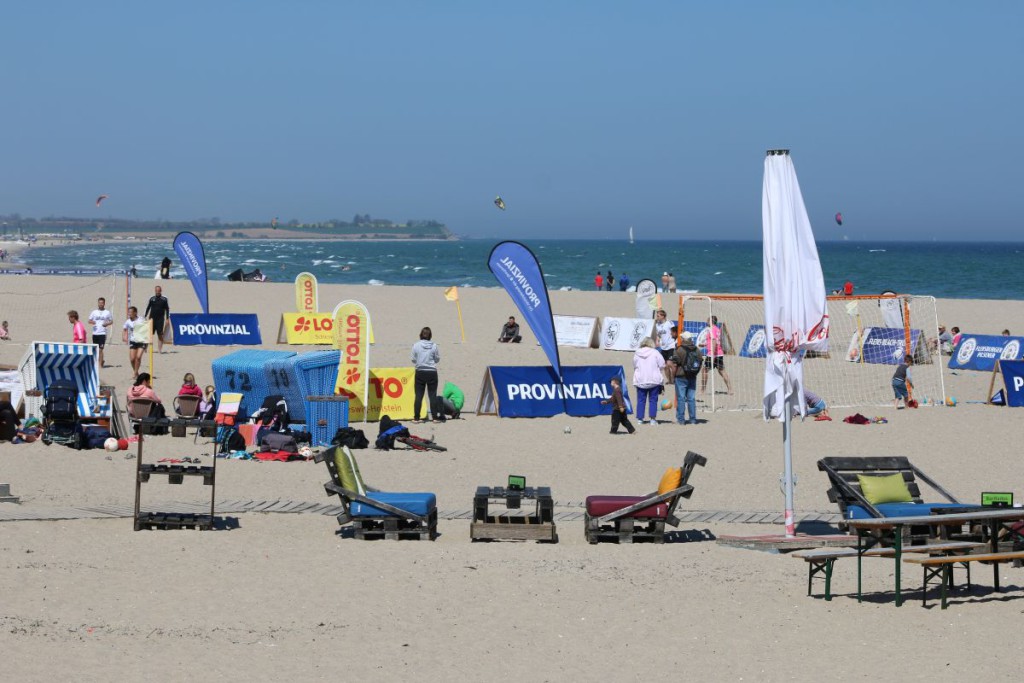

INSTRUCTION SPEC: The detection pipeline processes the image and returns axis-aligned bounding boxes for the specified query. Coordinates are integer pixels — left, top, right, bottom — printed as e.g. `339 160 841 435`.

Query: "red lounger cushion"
585 495 668 519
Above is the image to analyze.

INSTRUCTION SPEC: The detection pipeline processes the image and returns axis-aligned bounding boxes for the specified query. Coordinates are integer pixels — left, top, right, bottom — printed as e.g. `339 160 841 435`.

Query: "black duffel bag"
331 426 369 449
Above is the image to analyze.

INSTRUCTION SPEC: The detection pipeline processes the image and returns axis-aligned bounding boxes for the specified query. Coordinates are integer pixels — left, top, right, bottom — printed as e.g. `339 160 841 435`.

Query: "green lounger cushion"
334 445 367 495
858 472 913 505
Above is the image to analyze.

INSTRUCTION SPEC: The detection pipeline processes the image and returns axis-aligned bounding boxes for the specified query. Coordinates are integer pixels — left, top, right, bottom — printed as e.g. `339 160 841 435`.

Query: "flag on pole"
444 287 466 341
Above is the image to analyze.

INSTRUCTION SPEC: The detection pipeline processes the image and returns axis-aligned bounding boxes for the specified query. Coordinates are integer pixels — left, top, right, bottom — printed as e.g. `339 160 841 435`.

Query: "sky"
2 2 1022 241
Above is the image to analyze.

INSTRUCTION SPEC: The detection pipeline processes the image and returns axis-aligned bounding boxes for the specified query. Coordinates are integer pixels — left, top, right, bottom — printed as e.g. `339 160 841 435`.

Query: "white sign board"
600 317 655 352
553 315 599 348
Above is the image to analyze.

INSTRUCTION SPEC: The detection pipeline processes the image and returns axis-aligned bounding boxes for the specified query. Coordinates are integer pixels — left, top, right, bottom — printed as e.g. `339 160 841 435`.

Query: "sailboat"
628 226 634 245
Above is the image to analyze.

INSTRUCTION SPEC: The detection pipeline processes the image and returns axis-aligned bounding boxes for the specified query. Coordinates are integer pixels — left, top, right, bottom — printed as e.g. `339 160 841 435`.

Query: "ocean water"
13 238 1024 300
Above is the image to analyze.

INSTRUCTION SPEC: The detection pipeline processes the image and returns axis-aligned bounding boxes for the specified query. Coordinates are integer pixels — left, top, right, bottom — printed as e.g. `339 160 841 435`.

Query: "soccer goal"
674 294 946 413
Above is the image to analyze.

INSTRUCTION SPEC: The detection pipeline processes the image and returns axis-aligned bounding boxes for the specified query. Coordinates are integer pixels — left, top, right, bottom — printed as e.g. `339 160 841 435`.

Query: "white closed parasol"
762 149 829 537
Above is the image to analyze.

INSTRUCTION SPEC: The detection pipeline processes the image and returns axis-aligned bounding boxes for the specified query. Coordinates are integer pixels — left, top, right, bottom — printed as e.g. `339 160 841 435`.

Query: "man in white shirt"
88 297 114 367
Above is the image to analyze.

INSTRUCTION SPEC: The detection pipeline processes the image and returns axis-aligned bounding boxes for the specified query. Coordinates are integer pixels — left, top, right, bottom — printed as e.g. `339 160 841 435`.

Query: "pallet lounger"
584 451 707 544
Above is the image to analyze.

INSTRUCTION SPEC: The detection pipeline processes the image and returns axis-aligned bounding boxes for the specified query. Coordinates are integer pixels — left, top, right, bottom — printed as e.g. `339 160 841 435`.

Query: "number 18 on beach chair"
315 445 438 541
584 451 707 544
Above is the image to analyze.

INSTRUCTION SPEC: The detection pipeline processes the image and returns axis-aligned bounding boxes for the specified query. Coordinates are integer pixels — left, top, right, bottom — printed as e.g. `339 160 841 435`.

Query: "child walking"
892 354 914 409
601 377 636 435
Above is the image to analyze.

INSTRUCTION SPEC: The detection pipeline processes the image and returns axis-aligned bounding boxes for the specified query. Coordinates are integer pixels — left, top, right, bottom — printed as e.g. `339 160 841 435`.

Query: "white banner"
553 315 599 348
600 317 655 352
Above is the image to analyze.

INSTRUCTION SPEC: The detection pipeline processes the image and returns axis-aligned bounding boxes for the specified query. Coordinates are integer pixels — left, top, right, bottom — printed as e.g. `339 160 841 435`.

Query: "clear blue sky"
2 2 1021 241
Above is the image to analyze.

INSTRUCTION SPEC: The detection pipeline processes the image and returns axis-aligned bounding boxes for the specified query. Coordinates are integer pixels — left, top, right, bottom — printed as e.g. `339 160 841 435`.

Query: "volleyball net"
672 294 945 413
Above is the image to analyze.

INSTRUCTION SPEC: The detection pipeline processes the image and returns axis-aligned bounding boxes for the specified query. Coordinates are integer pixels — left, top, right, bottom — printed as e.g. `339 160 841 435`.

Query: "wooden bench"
904 551 1024 609
794 541 984 601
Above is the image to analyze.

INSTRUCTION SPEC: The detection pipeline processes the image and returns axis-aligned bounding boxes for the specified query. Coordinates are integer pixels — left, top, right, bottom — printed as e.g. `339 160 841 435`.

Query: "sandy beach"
2 276 1024 681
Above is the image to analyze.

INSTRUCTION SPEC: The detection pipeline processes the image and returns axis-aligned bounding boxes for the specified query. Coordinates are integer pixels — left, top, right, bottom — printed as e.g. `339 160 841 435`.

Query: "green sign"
508 475 526 490
981 492 1013 507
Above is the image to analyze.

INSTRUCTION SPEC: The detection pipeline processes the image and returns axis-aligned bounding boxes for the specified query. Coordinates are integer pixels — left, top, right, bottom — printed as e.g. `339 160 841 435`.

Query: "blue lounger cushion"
350 492 436 518
845 502 981 520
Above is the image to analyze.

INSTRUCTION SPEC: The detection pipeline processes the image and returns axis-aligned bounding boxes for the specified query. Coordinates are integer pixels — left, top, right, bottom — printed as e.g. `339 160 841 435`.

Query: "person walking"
411 326 440 422
68 310 87 344
88 297 114 367
144 285 170 353
632 338 665 425
672 331 702 424
122 306 147 380
700 315 733 395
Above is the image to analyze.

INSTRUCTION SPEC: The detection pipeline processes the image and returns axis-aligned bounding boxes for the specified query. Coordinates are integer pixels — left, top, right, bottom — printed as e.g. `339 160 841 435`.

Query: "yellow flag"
332 300 371 418
295 272 318 313
444 286 459 302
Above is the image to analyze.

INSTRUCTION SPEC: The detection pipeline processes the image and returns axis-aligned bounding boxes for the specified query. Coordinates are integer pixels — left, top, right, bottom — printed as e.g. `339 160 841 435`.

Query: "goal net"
675 294 946 413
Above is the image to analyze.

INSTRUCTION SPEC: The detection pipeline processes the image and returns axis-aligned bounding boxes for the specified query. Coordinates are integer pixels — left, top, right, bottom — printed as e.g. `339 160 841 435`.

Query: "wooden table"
471 486 557 542
846 508 1024 606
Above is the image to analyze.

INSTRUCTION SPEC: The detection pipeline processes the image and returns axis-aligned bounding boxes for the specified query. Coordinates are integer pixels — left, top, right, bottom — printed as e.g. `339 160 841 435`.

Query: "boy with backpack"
671 331 702 425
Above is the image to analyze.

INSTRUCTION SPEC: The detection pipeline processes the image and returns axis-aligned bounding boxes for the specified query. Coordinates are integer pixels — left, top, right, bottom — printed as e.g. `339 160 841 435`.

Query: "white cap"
663 271 669 276
681 331 692 340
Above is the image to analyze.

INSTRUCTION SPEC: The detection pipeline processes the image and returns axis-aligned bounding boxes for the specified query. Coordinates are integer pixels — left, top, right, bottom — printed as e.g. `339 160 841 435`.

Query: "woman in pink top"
701 315 733 395
68 310 87 344
127 372 166 418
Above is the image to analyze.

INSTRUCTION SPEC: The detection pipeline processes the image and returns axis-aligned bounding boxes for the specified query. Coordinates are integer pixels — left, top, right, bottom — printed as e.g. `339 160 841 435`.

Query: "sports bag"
332 426 369 450
260 430 298 453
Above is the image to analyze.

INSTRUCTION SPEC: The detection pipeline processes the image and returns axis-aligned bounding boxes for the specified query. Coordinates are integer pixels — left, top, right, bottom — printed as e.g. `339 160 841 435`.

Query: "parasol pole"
783 381 796 537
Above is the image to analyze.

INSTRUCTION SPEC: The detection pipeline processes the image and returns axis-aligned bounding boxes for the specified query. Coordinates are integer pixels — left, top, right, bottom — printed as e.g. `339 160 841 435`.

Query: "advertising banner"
553 314 599 348
295 272 318 313
739 324 768 358
346 367 416 422
173 231 210 314
277 313 335 345
634 278 658 319
949 334 1024 372
856 327 927 365
476 365 628 418
171 314 261 346
488 241 561 378
600 317 654 352
332 300 371 418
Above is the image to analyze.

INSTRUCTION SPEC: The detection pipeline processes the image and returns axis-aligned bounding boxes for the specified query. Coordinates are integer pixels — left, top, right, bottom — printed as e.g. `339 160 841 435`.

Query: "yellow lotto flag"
332 300 371 419
444 286 459 302
295 272 318 313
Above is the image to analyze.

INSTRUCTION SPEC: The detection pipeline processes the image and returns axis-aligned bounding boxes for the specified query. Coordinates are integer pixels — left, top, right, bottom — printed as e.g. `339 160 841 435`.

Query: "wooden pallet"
471 517 557 542
134 512 214 531
350 510 437 541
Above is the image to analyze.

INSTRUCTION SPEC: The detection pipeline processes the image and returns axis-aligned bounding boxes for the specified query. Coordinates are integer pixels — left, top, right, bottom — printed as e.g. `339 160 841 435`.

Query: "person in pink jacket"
632 338 666 425
127 373 166 418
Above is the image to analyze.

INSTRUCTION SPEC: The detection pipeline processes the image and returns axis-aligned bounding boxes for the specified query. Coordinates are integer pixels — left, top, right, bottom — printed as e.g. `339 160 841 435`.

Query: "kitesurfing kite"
494 196 506 211
835 212 843 226
95 194 109 207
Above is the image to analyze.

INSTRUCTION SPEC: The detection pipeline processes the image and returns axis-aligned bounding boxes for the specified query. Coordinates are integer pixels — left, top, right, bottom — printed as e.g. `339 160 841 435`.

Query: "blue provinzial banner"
998 360 1024 407
480 365 629 418
488 241 561 379
171 313 261 346
173 231 210 314
948 334 1024 372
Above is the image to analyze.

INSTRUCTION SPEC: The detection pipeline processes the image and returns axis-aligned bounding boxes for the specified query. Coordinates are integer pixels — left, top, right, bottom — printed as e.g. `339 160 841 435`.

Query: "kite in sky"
95 194 109 207
835 212 843 226
494 196 506 211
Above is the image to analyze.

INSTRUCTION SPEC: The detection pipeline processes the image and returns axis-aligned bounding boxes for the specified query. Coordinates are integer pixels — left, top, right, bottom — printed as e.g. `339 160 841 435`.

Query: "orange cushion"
657 467 682 495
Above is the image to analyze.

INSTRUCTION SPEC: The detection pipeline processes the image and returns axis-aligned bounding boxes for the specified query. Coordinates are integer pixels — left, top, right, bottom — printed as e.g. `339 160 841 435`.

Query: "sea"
11 238 1024 300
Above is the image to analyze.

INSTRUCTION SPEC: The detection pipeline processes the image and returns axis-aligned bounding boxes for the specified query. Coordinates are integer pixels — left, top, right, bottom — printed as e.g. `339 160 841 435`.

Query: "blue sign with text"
860 327 925 365
948 334 1024 372
171 314 262 346
485 365 628 418
999 360 1024 407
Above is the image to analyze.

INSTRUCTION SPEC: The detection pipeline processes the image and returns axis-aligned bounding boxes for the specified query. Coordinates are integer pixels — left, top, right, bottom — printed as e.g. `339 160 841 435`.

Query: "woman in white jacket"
632 338 666 425
411 326 441 422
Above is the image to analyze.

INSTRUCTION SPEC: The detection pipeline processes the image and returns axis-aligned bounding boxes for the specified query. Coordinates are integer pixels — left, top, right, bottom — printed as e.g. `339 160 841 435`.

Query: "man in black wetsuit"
144 285 170 353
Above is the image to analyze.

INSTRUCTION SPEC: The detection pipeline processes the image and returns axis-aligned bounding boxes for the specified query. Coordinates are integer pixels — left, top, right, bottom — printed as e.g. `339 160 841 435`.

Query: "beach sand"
2 277 1023 680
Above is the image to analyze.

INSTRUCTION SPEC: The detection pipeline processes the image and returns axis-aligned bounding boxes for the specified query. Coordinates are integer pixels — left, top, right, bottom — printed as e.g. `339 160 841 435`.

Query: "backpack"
332 426 369 450
251 395 290 431
260 431 298 453
218 426 246 454
675 347 703 376
43 380 78 422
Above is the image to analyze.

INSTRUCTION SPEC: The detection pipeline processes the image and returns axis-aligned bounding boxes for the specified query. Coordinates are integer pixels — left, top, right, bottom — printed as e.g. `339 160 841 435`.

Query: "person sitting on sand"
796 388 830 419
951 326 962 349
498 316 522 343
0 320 9 340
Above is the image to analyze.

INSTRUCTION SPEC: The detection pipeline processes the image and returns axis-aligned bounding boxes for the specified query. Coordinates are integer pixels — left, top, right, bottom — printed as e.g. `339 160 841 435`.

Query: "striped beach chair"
19 342 107 421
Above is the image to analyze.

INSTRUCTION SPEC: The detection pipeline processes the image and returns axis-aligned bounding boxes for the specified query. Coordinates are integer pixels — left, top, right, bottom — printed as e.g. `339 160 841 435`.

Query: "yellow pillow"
657 467 682 495
857 473 913 505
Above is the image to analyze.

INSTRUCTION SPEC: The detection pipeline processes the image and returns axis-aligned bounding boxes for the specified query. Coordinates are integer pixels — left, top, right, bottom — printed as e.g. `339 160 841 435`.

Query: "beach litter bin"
305 395 349 447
